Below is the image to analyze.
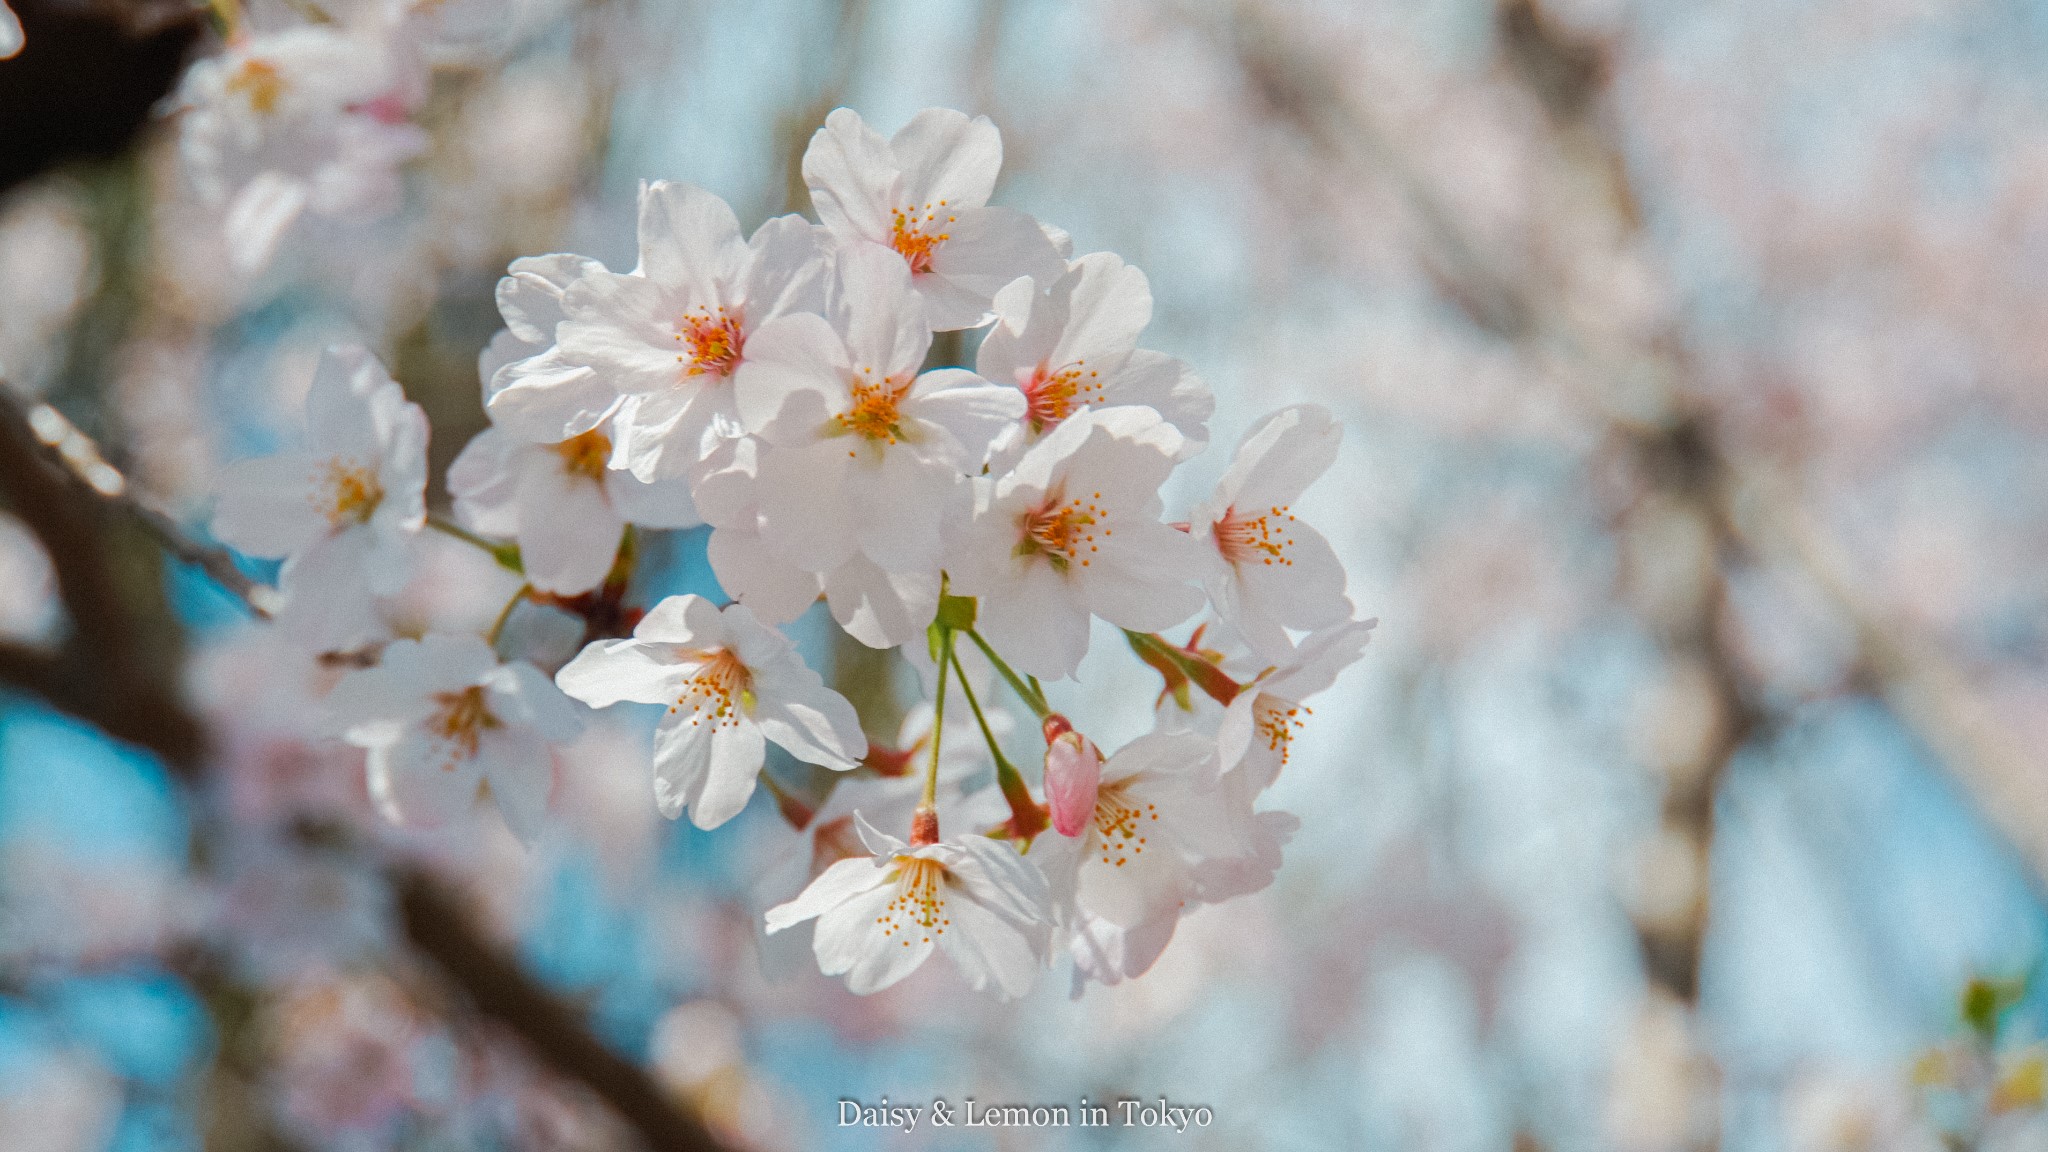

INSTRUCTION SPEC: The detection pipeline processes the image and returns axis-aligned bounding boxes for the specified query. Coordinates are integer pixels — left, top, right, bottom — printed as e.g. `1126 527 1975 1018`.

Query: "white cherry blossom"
327 633 582 843
947 406 1206 679
174 27 428 276
977 255 1213 462
0 2 20 60
765 813 1052 998
479 253 622 446
553 594 865 829
549 182 828 481
733 243 1023 646
1217 617 1376 791
212 345 427 652
1190 405 1352 662
801 107 1065 330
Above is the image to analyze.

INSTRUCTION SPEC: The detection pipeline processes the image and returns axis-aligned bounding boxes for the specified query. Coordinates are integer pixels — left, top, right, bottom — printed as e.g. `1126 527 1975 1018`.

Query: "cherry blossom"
326 633 582 843
547 182 828 481
733 243 1023 645
174 27 428 276
212 345 428 652
1189 405 1352 661
478 253 621 447
801 107 1065 330
764 813 1052 998
977 254 1213 461
1217 618 1376 791
553 594 865 829
947 406 1206 679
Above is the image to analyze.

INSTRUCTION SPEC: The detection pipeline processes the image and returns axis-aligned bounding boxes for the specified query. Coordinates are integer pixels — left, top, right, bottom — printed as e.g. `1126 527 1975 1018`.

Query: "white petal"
818 879 933 994
637 181 746 299
892 108 1001 210
605 469 700 529
833 242 929 377
554 638 683 707
973 561 1092 680
515 462 624 595
484 660 586 743
224 172 309 276
274 530 387 652
633 592 725 644
764 855 892 933
366 729 484 830
801 108 899 243
739 214 829 324
747 659 867 770
497 253 604 345
732 312 848 441
706 524 823 625
446 429 522 537
212 452 325 557
938 881 1042 1000
479 728 556 846
823 554 938 649
558 273 691 394
1050 252 1151 373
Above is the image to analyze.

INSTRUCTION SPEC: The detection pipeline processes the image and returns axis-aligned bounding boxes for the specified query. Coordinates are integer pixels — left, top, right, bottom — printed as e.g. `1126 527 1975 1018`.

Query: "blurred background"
4 0 2048 1149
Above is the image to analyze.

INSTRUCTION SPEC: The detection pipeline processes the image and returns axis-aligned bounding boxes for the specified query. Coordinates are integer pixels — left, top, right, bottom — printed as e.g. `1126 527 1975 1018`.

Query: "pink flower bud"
1043 722 1101 838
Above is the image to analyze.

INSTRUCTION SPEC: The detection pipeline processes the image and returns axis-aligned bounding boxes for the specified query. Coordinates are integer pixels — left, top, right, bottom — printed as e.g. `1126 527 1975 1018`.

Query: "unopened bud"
909 806 939 847
1042 716 1101 838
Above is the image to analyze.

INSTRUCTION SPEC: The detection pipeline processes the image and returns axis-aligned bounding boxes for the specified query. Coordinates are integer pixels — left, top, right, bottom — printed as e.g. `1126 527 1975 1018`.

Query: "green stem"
427 514 523 574
950 644 1046 842
923 628 953 811
963 628 1051 720
485 584 529 648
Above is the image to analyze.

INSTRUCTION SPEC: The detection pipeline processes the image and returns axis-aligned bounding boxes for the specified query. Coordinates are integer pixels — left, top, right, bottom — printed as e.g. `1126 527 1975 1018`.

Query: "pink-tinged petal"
223 171 308 276
1044 731 1102 838
515 462 623 595
605 470 700 529
634 592 727 645
212 451 326 557
764 855 892 933
973 562 1091 681
802 108 898 242
746 657 866 770
366 733 483 830
732 312 849 441
477 727 556 846
636 181 746 299
1050 253 1150 372
814 879 932 994
447 429 521 537
822 553 938 649
832 243 929 378
554 639 683 707
891 108 1001 210
497 253 603 345
739 214 829 326
706 524 823 625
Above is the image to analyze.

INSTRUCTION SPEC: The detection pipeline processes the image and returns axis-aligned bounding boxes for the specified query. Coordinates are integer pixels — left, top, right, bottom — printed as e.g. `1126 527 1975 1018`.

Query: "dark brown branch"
393 866 726 1152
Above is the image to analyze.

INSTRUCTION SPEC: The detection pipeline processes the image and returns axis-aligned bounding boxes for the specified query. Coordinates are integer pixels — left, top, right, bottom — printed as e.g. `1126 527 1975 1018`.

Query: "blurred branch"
394 866 728 1152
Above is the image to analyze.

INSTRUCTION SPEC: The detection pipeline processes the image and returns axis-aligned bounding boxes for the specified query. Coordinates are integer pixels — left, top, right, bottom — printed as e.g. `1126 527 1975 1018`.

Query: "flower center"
315 458 384 527
227 59 286 116
666 647 754 727
427 685 499 767
878 856 948 946
1254 694 1309 769
553 428 611 482
829 368 910 447
1092 781 1158 869
673 307 744 378
1017 360 1103 432
1214 504 1299 567
1016 488 1108 571
889 201 956 275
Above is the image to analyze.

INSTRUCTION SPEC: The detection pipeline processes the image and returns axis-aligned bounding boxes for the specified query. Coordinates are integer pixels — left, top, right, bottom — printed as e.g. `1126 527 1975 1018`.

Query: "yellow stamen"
553 428 611 482
226 59 285 116
427 685 499 768
315 458 383 527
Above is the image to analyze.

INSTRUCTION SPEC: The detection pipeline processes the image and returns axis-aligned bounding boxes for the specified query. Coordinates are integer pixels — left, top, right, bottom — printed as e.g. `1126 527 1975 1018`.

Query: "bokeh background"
4 0 2048 1149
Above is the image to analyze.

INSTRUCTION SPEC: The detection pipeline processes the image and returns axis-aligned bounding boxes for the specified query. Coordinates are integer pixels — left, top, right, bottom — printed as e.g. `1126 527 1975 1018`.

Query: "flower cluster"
210 106 1373 997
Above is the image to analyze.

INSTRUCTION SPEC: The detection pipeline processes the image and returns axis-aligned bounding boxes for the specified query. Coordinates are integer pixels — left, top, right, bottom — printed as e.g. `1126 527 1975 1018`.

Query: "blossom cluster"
209 105 1373 998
